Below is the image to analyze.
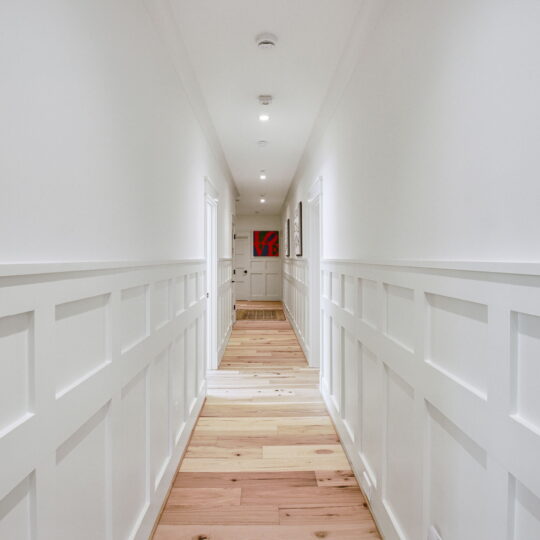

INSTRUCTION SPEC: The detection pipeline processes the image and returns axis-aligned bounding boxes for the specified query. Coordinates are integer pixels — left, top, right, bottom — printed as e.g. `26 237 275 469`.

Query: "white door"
233 230 282 301
233 233 250 300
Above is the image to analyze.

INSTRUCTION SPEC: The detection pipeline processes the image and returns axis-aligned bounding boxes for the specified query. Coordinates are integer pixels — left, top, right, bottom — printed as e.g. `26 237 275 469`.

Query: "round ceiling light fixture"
256 33 277 49
259 171 267 180
259 113 270 122
260 197 266 204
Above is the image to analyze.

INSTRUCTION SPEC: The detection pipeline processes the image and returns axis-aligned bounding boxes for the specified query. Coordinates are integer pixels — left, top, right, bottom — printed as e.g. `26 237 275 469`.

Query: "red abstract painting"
253 231 279 256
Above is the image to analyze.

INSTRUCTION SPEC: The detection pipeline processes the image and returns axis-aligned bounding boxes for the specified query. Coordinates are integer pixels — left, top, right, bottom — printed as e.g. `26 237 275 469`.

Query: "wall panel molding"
283 258 309 357
320 259 540 540
218 258 234 363
0 261 207 540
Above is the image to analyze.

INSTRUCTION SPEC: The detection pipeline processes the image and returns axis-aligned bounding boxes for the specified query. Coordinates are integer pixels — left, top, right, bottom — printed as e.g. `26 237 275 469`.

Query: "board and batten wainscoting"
218 258 234 362
284 258 540 540
0 260 223 540
283 258 309 359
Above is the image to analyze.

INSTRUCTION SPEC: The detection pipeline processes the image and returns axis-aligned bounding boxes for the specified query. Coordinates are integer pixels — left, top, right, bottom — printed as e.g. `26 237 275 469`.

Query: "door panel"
233 234 250 300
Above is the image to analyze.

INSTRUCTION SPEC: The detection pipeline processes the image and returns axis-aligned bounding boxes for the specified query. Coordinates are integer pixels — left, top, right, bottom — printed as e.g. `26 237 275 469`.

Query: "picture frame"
294 201 303 257
285 218 290 257
253 230 279 257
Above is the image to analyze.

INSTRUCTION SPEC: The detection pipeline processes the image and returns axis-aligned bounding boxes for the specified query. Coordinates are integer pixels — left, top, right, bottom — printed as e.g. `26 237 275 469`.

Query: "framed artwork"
253 230 279 256
294 201 303 256
285 218 290 257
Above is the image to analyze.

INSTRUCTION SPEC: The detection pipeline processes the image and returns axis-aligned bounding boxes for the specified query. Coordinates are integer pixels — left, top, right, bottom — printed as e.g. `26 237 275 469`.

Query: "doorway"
308 178 322 368
205 180 218 370
233 232 250 300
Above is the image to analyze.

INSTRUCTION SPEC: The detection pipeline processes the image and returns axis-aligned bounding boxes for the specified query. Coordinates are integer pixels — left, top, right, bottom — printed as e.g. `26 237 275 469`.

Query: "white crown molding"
143 0 239 198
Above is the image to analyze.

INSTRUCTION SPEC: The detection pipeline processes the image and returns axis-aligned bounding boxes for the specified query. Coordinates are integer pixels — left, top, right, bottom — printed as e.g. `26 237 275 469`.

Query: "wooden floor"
153 302 380 540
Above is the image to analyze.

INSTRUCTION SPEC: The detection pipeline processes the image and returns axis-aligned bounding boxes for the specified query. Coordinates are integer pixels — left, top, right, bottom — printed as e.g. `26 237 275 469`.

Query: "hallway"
153 302 380 539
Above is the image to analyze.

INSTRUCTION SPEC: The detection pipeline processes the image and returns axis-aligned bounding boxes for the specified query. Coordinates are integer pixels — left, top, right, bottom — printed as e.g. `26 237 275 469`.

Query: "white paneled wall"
0 261 207 540
321 260 540 540
283 258 309 356
218 258 234 362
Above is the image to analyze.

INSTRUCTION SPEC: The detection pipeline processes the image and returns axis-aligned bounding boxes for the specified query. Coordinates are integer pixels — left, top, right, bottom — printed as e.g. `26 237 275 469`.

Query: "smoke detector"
258 95 273 106
256 33 277 49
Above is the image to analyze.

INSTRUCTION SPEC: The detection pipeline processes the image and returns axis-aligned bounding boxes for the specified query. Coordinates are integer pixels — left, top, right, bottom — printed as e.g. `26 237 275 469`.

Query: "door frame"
205 178 218 370
307 177 322 368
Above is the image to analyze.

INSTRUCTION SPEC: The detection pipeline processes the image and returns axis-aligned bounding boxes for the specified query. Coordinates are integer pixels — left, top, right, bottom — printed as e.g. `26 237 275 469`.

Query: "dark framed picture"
294 201 303 256
253 230 279 256
286 218 290 257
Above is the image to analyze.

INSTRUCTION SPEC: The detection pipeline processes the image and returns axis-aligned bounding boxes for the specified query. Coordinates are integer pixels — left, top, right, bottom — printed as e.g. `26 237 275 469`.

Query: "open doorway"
205 179 218 370
308 178 322 368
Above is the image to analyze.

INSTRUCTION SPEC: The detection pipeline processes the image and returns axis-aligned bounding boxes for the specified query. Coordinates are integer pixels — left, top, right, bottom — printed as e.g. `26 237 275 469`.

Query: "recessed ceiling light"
259 113 270 122
256 33 277 49
260 197 266 204
257 140 268 147
260 171 267 180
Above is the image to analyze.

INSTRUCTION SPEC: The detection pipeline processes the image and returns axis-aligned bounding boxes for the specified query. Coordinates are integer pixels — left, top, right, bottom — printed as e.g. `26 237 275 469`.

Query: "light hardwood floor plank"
152 301 380 539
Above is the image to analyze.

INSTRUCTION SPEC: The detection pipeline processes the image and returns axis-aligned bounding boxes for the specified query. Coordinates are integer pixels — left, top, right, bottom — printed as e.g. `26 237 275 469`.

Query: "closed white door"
233 233 250 300
234 230 282 301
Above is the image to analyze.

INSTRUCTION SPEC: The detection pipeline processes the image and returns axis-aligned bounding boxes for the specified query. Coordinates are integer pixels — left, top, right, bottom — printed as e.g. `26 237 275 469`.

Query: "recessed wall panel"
266 274 280 296
251 274 265 297
0 312 33 434
187 273 197 306
55 405 110 540
427 403 488 540
119 369 147 538
427 294 488 397
171 335 185 441
385 284 414 351
512 478 540 539
362 279 378 328
342 332 358 439
343 275 355 314
56 294 110 395
152 280 170 330
361 345 381 484
322 271 331 299
331 321 342 409
331 272 342 306
150 349 170 489
385 368 419 539
174 275 186 316
121 285 148 353
513 312 540 433
0 474 34 540
185 323 197 411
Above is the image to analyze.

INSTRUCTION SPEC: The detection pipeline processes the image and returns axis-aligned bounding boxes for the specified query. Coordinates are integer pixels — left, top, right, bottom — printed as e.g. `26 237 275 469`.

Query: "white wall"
235 214 281 232
282 1 540 539
283 0 540 263
0 0 236 263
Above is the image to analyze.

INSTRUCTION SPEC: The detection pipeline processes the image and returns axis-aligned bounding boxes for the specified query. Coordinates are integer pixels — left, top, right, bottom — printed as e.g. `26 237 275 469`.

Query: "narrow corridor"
152 302 380 539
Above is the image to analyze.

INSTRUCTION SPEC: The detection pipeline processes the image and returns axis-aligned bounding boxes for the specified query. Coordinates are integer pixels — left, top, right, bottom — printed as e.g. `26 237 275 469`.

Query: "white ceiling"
170 0 361 214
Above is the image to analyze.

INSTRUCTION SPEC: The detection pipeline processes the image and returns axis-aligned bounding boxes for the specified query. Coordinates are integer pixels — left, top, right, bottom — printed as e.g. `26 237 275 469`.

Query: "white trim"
0 260 205 278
